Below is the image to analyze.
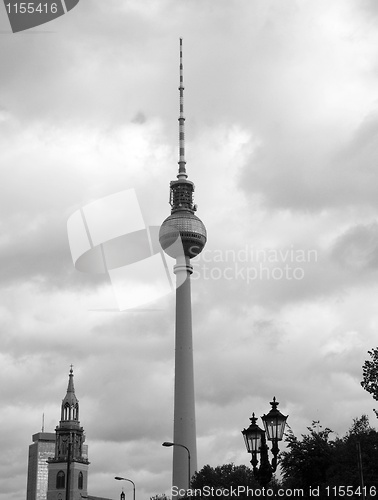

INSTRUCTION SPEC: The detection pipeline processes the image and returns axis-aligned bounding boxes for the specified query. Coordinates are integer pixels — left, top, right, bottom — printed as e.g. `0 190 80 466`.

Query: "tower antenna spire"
178 37 187 180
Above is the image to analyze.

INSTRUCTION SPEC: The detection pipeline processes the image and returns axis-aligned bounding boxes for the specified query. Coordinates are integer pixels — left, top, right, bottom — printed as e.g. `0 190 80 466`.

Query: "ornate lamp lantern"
261 397 288 471
242 397 288 486
242 414 264 467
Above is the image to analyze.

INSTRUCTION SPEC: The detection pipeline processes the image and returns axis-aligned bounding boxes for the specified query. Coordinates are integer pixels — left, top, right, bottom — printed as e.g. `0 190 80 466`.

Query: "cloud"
331 221 378 273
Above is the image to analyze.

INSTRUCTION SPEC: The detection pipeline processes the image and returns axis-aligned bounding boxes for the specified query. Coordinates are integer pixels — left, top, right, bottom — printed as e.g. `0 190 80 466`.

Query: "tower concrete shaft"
172 257 197 491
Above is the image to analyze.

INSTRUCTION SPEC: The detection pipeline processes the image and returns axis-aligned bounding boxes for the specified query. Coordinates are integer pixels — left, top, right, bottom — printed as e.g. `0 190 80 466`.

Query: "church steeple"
61 366 79 424
47 368 89 500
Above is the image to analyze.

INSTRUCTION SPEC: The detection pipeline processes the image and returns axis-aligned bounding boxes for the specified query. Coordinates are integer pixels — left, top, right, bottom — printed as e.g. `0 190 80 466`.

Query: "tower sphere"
159 210 207 259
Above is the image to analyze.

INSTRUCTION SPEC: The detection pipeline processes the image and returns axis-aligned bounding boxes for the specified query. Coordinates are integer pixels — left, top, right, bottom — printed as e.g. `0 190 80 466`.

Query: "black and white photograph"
1 1 378 499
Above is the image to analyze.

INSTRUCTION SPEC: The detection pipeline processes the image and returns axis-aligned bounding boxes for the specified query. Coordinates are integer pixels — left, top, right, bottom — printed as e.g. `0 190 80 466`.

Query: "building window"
63 403 70 420
78 471 84 490
56 470 65 489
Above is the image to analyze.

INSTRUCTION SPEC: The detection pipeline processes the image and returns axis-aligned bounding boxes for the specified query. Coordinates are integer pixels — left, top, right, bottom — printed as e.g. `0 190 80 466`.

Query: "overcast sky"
2 0 378 499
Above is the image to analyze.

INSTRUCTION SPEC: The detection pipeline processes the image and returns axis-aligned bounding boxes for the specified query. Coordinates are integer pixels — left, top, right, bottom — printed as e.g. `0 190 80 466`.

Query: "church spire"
47 368 89 500
66 365 75 395
61 366 79 423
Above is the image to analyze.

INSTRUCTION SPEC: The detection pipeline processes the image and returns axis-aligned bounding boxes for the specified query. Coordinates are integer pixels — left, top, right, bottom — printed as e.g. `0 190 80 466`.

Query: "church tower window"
78 471 84 489
56 470 65 489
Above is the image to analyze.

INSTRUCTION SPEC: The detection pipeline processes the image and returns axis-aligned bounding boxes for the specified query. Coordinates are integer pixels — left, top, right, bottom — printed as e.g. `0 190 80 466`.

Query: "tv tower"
159 38 207 493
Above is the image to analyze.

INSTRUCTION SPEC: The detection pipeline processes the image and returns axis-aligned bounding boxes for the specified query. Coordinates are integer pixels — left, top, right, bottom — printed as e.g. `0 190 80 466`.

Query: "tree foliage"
280 421 334 490
330 415 378 488
361 347 378 418
190 463 262 499
280 416 378 497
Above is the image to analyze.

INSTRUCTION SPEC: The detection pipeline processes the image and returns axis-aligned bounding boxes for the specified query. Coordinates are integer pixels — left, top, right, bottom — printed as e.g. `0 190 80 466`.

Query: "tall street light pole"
66 437 72 500
162 442 191 492
242 397 288 486
114 476 136 500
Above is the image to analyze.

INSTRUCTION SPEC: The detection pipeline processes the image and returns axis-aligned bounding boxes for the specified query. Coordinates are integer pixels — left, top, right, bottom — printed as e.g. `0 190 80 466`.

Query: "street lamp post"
162 442 191 493
114 477 136 500
66 437 72 500
242 397 288 486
